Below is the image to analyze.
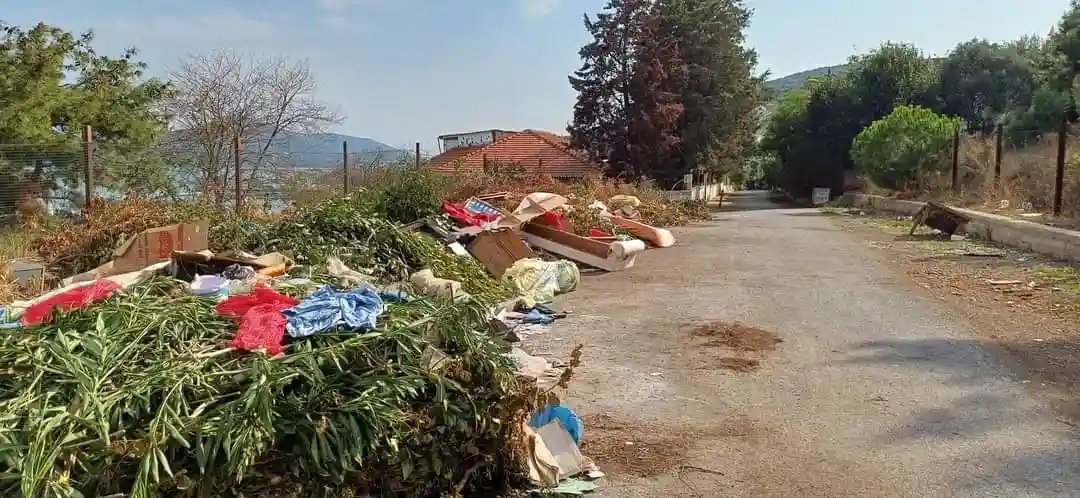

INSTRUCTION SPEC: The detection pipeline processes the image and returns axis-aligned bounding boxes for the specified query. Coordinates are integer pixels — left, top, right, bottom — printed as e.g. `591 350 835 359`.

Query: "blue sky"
3 0 1073 153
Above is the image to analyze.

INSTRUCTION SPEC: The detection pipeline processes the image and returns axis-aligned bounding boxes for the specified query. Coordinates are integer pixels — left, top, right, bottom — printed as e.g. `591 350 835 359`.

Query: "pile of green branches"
212 197 513 305
0 277 536 497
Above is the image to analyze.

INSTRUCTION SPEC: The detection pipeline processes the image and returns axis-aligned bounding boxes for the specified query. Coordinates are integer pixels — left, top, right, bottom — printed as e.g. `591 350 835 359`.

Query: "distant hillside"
764 64 850 94
164 131 407 169
283 133 407 168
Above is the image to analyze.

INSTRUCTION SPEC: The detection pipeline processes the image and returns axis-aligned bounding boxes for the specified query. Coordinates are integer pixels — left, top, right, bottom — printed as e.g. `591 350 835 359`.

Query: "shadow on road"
715 190 801 213
844 337 1080 494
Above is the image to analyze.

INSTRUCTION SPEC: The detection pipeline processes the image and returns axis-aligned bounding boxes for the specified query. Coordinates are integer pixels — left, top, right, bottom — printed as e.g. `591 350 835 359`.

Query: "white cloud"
519 0 560 19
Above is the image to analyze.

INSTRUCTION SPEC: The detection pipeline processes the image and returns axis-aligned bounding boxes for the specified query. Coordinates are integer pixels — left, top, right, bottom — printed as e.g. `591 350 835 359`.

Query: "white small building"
437 129 514 152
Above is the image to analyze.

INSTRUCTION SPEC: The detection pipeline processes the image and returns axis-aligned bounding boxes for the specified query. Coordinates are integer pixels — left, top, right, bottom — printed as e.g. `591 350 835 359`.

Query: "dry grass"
0 226 36 303
868 132 1080 227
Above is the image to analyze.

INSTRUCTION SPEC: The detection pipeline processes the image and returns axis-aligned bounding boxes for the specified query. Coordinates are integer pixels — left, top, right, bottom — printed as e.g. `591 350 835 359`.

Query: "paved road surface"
526 190 1080 497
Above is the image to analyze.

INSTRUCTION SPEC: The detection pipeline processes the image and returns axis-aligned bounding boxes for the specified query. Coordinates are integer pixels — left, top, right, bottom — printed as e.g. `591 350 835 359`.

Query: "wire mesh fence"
950 120 1077 218
0 133 436 220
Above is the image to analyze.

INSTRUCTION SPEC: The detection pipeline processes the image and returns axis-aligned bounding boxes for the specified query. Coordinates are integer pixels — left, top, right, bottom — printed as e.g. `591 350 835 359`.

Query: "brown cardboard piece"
65 221 210 285
468 229 535 278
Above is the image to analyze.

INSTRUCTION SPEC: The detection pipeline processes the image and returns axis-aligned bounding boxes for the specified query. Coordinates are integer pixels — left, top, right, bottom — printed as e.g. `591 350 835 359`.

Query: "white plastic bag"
502 258 579 305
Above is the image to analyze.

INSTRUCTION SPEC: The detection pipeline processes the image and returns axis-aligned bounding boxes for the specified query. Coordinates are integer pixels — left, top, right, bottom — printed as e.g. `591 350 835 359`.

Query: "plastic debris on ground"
326 256 376 288
443 199 501 227
21 279 120 325
0 307 18 329
528 478 598 495
410 268 469 301
507 347 566 390
282 285 385 338
494 303 567 340
189 274 230 299
503 258 580 307
530 404 584 444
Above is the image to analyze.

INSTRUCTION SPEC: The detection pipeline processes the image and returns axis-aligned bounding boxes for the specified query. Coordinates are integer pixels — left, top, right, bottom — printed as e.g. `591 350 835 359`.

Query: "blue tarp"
282 285 385 338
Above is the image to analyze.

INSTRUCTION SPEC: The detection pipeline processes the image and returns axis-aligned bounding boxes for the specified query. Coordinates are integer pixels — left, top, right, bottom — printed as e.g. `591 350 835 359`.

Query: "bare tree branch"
160 50 342 205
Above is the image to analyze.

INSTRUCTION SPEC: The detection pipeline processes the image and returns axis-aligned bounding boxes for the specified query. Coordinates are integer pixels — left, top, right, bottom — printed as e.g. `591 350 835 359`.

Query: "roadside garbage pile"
0 189 686 496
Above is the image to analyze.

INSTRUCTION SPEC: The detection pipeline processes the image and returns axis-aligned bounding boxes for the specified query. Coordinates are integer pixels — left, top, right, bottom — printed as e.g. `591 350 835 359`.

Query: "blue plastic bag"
529 404 583 444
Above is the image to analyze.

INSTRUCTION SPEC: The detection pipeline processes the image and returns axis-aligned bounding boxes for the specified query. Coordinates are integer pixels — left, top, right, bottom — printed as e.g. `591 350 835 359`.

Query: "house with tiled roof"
428 129 600 179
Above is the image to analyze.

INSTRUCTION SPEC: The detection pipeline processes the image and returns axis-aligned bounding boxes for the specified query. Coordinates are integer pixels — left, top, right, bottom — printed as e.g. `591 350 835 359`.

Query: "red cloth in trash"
215 285 298 318
227 303 289 356
539 211 572 232
21 279 120 326
216 285 298 356
442 200 499 227
588 228 613 238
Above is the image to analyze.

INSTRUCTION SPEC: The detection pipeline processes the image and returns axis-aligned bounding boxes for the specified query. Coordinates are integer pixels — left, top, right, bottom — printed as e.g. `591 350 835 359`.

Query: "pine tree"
567 0 653 179
656 0 763 177
627 4 687 184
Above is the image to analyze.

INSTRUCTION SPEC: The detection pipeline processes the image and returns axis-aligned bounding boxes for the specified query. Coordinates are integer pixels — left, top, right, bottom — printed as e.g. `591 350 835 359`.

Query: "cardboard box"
113 221 210 272
467 229 534 278
65 221 210 284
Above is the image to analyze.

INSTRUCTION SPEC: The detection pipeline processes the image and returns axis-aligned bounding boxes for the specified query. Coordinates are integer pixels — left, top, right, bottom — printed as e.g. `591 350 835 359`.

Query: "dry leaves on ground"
691 321 783 352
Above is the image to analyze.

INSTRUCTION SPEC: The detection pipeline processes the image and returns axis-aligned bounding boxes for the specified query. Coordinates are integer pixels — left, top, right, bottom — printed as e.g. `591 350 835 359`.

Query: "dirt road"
525 191 1080 497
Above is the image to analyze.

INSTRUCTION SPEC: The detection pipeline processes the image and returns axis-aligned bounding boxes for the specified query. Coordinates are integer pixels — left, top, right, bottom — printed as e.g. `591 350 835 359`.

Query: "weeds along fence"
941 114 1079 218
0 127 433 221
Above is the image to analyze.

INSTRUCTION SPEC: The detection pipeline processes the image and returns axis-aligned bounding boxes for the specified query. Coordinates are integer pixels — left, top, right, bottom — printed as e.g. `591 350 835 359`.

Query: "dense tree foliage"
851 106 963 190
568 0 761 187
759 0 1080 196
0 21 171 211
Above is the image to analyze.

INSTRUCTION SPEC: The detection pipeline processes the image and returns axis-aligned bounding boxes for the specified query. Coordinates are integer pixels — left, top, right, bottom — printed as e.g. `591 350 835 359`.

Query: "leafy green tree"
758 43 938 195
0 21 171 210
850 105 962 190
936 39 1039 134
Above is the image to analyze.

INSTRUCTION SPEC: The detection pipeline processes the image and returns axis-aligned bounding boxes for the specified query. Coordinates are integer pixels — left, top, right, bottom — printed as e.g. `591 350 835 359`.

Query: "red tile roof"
428 130 599 178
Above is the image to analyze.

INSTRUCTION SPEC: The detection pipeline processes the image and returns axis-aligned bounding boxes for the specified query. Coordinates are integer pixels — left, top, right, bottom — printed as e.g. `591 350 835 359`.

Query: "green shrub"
851 105 962 190
371 167 451 224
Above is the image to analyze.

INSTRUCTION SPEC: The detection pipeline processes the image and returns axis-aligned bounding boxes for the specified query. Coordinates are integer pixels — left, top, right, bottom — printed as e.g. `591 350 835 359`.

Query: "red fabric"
442 200 499 227
227 303 288 356
588 228 613 238
539 211 572 232
22 279 120 326
216 285 298 356
215 285 298 318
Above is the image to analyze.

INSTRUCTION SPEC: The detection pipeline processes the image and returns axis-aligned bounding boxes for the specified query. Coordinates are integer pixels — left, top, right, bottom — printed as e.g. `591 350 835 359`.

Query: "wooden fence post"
342 141 349 194
415 142 421 169
233 135 242 213
82 125 94 208
994 123 1003 188
950 127 960 194
1054 112 1068 216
